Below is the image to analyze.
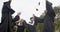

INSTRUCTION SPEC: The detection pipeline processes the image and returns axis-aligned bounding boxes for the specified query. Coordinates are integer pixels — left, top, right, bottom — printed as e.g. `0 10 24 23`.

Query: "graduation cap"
38 2 40 5
36 2 40 11
36 8 38 11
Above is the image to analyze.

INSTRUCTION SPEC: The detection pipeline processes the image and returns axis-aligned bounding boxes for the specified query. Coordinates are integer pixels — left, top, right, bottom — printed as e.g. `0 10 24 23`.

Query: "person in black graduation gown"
0 0 20 32
42 0 55 32
15 13 25 32
16 19 25 32
12 13 20 32
24 14 44 32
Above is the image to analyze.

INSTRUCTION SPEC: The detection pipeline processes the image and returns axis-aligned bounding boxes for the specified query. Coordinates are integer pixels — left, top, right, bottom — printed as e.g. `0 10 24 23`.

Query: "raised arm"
34 16 44 23
12 12 21 22
32 14 44 23
12 15 20 22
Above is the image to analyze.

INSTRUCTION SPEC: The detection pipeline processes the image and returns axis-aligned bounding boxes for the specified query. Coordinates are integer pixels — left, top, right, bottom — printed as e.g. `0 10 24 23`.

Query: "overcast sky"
0 0 60 23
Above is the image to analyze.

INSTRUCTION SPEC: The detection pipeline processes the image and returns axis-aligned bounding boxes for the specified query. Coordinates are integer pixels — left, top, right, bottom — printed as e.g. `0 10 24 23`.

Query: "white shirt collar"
28 21 35 26
18 22 23 26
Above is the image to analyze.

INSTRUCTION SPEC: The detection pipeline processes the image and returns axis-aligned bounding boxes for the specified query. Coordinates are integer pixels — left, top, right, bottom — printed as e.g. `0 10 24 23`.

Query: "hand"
17 12 21 16
33 14 35 17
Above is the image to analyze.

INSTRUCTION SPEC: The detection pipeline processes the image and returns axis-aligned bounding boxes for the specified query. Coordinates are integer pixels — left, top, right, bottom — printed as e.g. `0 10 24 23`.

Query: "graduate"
12 13 21 32
0 0 20 32
24 14 44 32
42 0 55 32
16 13 25 32
16 19 25 32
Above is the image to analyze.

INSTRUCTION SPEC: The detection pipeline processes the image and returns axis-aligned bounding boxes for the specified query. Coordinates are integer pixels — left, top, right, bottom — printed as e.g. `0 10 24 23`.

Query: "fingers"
17 12 21 16
33 14 35 17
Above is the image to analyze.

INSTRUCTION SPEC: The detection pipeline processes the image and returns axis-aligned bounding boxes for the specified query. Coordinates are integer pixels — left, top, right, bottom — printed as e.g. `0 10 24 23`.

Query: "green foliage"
55 19 60 30
54 7 60 14
40 13 45 19
54 6 60 30
38 6 60 31
36 23 43 32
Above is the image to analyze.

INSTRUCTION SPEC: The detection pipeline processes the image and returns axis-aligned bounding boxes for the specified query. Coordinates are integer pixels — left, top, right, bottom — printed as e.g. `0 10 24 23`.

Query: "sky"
0 0 60 23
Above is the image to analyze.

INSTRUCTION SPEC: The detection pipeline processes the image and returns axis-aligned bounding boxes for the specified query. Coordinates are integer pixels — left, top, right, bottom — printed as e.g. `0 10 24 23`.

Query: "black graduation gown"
0 1 19 32
12 15 20 26
24 16 43 32
42 1 55 32
24 21 36 32
34 16 44 23
17 22 25 32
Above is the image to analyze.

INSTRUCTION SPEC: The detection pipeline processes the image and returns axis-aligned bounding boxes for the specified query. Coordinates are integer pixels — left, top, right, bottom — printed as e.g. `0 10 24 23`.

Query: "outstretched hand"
17 12 21 16
33 14 35 17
